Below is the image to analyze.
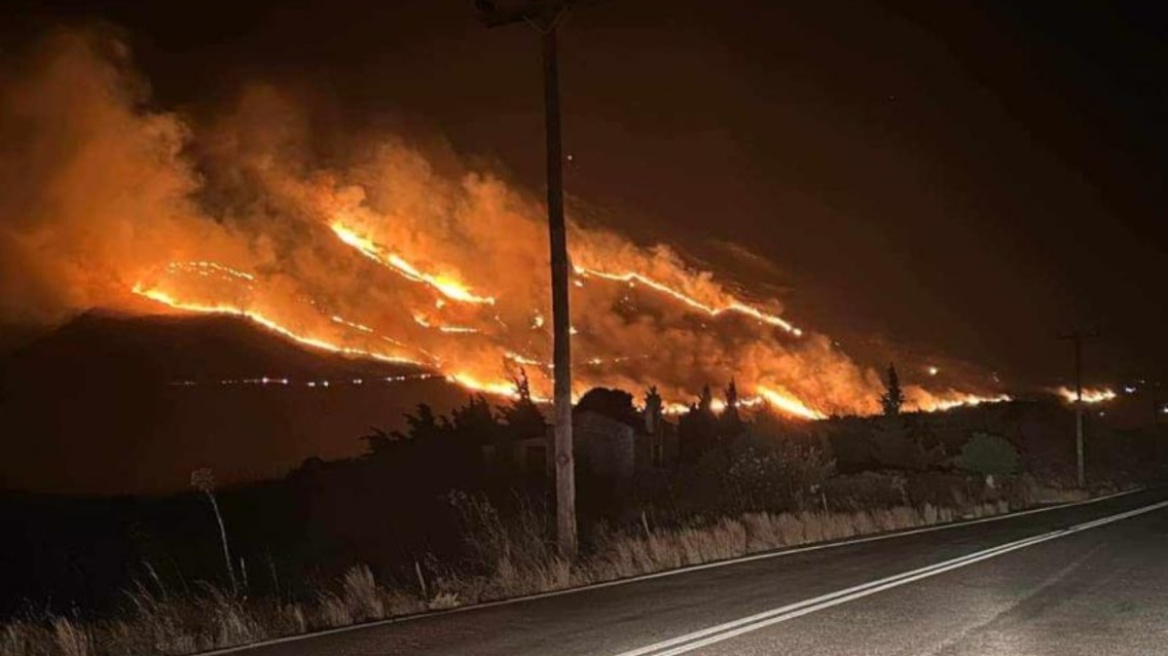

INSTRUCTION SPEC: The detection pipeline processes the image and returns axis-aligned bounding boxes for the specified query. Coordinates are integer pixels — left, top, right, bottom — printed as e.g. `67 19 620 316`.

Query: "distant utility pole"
476 0 593 556
1150 380 1162 426
1059 329 1099 488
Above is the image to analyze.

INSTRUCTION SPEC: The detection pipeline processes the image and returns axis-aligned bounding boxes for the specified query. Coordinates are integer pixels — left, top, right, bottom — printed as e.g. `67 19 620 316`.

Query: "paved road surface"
225 488 1168 656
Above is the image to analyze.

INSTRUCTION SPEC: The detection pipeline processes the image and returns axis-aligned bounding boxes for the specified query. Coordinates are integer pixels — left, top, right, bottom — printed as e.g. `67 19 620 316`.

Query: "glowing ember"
1055 386 1117 404
331 222 495 305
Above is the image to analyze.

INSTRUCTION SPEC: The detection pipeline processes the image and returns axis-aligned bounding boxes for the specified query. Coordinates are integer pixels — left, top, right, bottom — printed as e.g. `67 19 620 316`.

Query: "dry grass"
0 479 1120 656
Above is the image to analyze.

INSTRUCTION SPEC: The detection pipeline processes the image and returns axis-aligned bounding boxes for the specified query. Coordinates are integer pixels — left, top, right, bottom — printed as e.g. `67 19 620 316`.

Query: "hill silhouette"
0 311 467 494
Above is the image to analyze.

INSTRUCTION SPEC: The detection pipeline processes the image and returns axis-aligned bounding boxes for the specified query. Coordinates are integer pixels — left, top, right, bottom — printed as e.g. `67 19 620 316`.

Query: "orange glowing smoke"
3 30 1012 421
1055 386 1117 404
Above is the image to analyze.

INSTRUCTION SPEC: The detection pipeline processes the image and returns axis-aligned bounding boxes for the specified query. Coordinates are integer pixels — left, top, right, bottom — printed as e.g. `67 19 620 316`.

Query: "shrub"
725 431 834 512
953 432 1021 475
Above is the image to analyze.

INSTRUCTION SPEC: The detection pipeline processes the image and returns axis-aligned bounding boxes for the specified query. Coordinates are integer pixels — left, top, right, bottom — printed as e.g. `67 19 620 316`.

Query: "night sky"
4 0 1167 388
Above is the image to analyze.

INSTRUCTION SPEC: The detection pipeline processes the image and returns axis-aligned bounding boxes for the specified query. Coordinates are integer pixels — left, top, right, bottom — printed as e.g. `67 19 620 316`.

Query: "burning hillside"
1 29 1008 419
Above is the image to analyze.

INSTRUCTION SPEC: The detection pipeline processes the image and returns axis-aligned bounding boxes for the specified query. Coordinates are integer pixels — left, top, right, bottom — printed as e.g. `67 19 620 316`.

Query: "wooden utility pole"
477 0 578 556
1059 329 1098 488
1150 380 1161 426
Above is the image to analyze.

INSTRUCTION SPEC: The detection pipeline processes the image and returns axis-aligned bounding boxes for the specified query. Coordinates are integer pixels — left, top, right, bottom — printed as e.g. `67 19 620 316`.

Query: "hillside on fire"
3 1 1168 654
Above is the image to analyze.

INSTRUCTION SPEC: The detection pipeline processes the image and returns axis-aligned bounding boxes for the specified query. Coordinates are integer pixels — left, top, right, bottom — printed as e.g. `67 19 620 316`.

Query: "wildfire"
132 285 422 366
330 315 374 334
921 393 1012 413
166 261 256 282
1055 386 1117 404
445 372 531 400
756 386 828 420
9 31 1021 431
573 267 802 336
330 223 495 305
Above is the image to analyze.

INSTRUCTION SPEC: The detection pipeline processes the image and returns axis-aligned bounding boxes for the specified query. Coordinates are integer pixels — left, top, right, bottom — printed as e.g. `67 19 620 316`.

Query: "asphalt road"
226 488 1168 656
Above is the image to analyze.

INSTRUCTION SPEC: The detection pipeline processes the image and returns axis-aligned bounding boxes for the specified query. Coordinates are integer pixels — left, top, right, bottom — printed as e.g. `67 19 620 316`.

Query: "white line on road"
613 497 1168 656
197 487 1140 656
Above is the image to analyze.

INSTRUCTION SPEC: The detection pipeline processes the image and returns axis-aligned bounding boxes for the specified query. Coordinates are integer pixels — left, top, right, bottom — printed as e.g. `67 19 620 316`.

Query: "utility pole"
1059 329 1098 488
476 0 584 556
1150 380 1161 426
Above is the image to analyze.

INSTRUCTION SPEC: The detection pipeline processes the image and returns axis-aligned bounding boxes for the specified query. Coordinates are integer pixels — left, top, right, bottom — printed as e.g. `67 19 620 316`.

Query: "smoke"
0 29 248 323
0 28 999 415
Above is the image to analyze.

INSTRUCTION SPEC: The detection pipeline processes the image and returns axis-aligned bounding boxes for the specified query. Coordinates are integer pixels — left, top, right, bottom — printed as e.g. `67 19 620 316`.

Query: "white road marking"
614 498 1168 656
199 488 1140 655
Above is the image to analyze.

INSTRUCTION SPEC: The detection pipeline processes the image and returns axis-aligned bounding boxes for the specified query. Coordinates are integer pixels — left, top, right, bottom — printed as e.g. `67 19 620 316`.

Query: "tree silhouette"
497 369 547 439
698 384 714 413
643 386 664 435
679 384 719 462
719 378 746 439
400 403 451 442
576 387 642 429
451 394 500 442
880 363 906 417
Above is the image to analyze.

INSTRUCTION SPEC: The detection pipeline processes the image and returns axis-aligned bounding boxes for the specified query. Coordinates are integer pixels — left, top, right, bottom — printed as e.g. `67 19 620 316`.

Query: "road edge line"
620 497 1168 656
196 486 1144 655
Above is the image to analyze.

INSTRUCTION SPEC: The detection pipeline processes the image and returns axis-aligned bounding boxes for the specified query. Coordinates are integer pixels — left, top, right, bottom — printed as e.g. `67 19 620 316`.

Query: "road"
223 488 1168 656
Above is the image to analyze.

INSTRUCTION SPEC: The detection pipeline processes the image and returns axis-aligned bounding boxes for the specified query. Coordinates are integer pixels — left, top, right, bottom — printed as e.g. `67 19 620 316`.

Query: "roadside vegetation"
1 369 1157 656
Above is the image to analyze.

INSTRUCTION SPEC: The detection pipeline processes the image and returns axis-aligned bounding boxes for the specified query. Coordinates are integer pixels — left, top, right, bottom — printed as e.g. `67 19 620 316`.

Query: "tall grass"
0 477 1118 656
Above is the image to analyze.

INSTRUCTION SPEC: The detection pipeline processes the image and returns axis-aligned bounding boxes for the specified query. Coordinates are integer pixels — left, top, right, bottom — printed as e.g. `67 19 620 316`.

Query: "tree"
697 384 713 413
643 386 664 435
880 363 906 417
679 384 719 462
497 369 547 439
953 432 1021 475
394 403 450 443
719 378 746 439
576 386 642 429
451 394 501 443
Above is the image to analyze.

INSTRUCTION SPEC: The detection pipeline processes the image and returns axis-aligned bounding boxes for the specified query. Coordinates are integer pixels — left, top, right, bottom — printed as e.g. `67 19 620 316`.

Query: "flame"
921 393 1012 412
756 386 828 420
1055 386 1116 404
330 314 374 334
133 285 422 366
166 261 255 282
574 266 801 336
445 372 526 400
330 222 495 305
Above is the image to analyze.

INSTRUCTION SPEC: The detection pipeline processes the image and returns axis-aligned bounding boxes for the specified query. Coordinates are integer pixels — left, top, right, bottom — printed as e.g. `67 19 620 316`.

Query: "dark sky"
6 0 1168 390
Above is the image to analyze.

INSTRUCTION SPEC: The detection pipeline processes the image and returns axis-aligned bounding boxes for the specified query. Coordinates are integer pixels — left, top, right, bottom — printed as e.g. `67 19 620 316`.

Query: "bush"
820 472 907 511
725 432 834 512
953 432 1020 476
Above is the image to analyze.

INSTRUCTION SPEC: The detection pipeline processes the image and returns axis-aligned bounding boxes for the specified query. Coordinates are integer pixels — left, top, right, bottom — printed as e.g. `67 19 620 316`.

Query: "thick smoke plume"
0 29 998 416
